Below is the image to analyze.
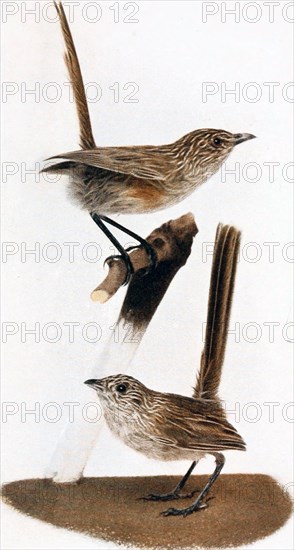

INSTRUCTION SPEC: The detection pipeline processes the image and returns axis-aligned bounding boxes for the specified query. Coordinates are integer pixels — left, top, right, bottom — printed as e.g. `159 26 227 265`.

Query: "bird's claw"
177 490 198 500
104 241 157 285
141 489 197 502
161 501 208 517
104 254 120 268
141 493 179 502
125 245 141 253
104 254 134 286
125 244 158 277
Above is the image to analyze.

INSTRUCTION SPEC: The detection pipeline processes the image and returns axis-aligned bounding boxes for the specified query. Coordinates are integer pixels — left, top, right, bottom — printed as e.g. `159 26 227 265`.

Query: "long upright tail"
193 224 241 400
54 1 96 150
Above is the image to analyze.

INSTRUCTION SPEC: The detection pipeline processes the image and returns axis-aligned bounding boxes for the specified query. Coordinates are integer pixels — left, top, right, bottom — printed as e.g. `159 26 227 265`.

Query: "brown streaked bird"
85 224 246 517
43 2 255 282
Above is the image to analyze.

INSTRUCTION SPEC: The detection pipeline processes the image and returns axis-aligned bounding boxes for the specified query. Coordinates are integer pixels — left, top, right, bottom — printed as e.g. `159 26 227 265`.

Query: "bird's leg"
90 213 134 285
98 215 157 274
142 461 199 502
161 453 225 517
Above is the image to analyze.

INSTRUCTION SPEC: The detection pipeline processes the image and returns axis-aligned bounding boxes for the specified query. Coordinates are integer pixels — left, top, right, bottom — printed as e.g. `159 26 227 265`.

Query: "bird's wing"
149 394 246 452
47 147 171 182
159 416 246 453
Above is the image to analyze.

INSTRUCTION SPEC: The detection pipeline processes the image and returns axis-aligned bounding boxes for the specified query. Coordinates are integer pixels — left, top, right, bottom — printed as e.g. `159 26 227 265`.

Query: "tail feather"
193 224 241 400
53 1 95 150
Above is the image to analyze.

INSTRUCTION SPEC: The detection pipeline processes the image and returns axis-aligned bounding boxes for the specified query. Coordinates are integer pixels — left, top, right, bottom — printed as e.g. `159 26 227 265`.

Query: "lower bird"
43 2 255 282
85 224 246 516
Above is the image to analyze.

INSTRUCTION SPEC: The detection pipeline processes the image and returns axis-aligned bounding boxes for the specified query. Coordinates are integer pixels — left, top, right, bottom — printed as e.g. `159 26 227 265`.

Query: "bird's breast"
103 408 204 462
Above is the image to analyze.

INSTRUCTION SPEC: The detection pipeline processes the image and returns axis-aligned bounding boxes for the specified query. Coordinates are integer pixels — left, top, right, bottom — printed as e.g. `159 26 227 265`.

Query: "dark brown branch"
44 213 197 483
91 213 198 309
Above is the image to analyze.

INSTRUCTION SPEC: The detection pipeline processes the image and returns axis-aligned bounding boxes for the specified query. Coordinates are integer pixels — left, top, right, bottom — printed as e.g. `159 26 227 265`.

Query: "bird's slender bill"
84 379 103 390
234 133 256 145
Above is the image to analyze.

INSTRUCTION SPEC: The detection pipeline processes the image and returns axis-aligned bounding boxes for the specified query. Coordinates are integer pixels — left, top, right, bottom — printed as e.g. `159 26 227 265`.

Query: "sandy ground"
2 474 292 549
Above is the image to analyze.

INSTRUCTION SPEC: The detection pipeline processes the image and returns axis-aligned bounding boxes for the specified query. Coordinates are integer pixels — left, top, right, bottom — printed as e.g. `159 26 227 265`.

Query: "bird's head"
173 128 256 182
84 374 148 417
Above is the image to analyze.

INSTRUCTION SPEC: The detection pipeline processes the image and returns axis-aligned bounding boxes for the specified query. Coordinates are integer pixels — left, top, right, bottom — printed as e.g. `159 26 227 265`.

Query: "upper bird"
45 129 255 217
43 2 255 279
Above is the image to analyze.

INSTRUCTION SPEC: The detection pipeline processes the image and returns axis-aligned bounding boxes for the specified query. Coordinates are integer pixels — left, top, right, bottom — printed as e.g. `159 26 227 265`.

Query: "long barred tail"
193 224 241 400
54 1 96 150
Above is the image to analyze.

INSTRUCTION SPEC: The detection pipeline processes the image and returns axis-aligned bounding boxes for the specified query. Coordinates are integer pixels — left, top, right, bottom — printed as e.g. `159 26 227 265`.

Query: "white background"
1 0 293 549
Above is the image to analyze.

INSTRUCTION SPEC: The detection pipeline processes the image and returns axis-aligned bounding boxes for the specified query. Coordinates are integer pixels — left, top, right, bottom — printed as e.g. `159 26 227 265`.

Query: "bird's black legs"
161 453 225 517
142 461 198 502
90 213 157 285
99 215 157 268
90 213 134 285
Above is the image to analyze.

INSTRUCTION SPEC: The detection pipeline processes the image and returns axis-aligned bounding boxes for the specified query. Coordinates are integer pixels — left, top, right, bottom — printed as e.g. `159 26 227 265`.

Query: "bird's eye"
213 137 222 146
116 383 127 394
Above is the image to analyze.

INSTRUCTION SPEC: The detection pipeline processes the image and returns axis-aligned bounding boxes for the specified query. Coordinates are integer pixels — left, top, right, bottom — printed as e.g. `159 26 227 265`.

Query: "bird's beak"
234 133 256 145
84 379 103 391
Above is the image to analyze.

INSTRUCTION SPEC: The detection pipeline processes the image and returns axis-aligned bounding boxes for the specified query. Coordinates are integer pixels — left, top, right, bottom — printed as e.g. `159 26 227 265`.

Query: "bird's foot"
161 500 208 517
141 489 198 502
104 241 157 286
125 241 157 276
104 254 134 286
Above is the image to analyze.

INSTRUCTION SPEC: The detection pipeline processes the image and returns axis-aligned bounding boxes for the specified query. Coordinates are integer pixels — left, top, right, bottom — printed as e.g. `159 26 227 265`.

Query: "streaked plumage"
85 225 245 516
44 129 249 216
89 374 245 463
42 3 255 220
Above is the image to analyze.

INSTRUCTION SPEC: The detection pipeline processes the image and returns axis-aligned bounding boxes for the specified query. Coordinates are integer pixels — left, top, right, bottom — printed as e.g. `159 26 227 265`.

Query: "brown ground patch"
2 474 292 549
